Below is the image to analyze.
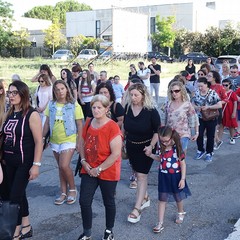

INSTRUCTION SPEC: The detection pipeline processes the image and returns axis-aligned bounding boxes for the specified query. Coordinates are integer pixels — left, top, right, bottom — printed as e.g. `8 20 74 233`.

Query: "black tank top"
3 108 35 166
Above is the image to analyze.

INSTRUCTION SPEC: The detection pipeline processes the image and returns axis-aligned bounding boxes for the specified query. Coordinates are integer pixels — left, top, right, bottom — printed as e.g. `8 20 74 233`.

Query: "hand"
201 106 209 111
144 145 153 156
191 133 199 141
231 113 236 118
178 179 185 189
28 166 39 180
89 167 99 177
82 161 92 174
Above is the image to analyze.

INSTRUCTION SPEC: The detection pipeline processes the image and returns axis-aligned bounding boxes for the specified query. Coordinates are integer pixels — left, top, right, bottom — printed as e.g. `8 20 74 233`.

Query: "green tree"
69 34 86 56
152 15 176 54
24 0 91 26
43 19 67 54
11 28 31 58
24 6 55 21
0 0 13 54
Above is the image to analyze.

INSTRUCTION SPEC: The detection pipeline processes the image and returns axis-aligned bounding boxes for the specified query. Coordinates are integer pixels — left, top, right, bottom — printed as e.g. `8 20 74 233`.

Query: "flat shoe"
175 212 186 224
153 222 164 233
129 180 137 189
67 189 77 205
54 193 67 205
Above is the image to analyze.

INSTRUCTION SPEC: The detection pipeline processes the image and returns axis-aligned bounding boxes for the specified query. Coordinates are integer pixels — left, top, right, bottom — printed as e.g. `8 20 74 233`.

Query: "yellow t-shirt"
45 102 83 144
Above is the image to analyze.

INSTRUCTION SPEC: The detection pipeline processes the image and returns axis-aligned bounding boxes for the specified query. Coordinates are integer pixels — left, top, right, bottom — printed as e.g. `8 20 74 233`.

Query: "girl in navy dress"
146 126 191 233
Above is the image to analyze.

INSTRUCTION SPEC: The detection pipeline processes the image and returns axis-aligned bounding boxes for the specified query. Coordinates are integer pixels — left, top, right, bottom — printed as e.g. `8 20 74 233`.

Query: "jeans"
197 118 217 154
79 174 118 232
150 83 160 104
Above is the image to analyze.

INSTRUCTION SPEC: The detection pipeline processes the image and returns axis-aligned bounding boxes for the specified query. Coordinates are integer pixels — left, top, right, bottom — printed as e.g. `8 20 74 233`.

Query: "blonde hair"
168 81 189 102
126 83 155 110
90 94 110 108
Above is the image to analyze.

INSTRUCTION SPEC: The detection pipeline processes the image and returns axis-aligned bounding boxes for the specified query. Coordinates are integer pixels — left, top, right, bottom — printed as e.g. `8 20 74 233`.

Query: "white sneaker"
230 138 235 145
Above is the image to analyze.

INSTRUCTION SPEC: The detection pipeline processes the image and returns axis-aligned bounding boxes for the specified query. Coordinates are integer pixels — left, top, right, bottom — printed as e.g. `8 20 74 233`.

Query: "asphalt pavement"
25 78 240 240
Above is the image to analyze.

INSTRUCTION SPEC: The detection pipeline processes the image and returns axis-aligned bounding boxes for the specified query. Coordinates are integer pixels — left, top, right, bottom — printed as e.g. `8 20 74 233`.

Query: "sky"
6 0 239 20
6 0 199 16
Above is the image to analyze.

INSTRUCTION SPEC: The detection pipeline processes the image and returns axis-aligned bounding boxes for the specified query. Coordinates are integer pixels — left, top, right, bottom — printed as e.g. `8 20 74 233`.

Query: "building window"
150 17 155 34
102 35 112 41
96 20 101 38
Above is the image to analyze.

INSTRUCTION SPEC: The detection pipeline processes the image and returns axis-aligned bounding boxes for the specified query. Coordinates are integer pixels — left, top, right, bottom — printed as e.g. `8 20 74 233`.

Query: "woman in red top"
207 70 227 150
78 94 122 240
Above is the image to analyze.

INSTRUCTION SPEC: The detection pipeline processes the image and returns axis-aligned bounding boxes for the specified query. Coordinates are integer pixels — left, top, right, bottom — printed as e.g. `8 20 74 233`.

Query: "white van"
215 55 240 71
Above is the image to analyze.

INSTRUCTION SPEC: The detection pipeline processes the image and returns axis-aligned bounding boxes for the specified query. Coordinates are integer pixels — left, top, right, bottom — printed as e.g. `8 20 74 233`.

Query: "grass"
0 57 200 94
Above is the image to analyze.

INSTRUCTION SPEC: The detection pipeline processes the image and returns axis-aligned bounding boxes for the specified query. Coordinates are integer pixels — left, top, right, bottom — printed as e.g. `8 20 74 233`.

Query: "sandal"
175 212 186 224
67 189 77 205
153 222 164 233
127 207 141 223
19 224 33 239
13 235 20 240
129 180 137 189
54 193 67 205
140 196 150 210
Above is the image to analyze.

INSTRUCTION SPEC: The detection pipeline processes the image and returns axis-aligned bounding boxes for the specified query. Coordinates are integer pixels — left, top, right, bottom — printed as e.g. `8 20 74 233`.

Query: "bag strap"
222 91 233 115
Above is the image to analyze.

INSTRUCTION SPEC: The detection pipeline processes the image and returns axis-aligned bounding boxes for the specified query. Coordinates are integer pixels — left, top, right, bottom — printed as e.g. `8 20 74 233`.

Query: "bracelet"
80 158 86 163
33 162 41 167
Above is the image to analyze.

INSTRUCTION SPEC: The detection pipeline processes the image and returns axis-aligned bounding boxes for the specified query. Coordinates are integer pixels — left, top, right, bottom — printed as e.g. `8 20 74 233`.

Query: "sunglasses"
222 84 229 87
6 90 19 97
38 80 44 83
171 89 181 94
198 73 204 76
231 71 237 73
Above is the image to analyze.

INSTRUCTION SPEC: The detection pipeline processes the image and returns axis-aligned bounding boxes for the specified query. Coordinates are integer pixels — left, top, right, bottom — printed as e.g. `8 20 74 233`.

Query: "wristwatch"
33 162 41 167
97 167 102 175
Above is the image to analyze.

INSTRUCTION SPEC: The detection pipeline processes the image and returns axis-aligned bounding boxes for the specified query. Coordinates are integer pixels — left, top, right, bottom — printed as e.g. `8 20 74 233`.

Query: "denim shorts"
181 137 190 151
50 142 76 153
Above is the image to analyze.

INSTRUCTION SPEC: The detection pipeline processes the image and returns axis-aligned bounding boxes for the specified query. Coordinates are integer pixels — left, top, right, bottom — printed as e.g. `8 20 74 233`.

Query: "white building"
11 17 52 47
66 1 219 53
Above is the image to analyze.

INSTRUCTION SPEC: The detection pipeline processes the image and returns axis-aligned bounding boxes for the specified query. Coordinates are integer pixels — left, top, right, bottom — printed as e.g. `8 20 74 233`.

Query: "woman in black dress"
123 83 161 223
185 59 196 82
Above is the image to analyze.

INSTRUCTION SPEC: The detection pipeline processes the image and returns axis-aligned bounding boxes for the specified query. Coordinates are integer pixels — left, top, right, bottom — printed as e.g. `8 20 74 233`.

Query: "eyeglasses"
160 138 172 144
6 90 19 97
38 80 44 83
170 89 181 94
222 84 229 87
230 71 237 74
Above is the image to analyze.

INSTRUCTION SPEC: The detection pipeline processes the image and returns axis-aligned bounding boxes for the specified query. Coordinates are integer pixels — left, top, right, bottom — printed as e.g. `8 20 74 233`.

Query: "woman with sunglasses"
217 79 238 145
1 81 42 239
164 81 199 155
35 74 52 127
123 83 161 224
192 77 222 162
32 64 56 84
206 70 227 150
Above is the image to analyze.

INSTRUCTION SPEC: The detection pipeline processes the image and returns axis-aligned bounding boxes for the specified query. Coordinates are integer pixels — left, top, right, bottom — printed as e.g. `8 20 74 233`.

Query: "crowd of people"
0 56 239 239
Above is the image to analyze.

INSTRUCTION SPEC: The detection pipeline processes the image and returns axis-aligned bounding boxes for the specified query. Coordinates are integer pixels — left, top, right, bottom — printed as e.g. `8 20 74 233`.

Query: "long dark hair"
80 69 92 91
7 81 31 117
158 126 183 158
40 64 54 79
61 68 73 88
95 82 116 102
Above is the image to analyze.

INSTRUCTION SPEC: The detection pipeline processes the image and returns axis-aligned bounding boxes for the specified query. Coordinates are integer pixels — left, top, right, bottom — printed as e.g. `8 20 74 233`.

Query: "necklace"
14 111 20 118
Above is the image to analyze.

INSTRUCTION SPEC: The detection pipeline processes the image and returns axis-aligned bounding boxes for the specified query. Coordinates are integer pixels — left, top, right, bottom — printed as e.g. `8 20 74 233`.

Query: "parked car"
145 52 174 63
214 55 240 71
98 51 113 60
179 52 209 64
77 49 98 60
52 49 74 60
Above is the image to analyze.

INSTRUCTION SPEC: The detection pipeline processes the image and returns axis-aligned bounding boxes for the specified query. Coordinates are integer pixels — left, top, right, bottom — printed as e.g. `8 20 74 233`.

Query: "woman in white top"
35 74 52 127
79 69 96 119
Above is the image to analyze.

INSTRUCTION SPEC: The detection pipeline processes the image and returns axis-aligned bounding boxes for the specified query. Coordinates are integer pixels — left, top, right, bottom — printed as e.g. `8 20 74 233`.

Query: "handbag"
0 200 20 239
201 90 219 121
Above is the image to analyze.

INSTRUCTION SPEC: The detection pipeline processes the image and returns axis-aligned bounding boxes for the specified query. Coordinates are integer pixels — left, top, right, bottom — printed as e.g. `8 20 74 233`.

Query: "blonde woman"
165 81 199 154
123 83 161 223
